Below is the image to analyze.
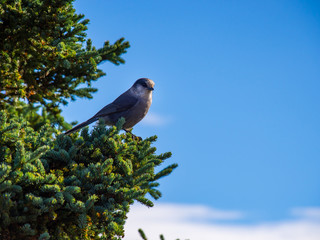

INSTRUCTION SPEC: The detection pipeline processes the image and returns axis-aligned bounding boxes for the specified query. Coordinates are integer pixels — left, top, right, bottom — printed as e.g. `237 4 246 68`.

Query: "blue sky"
63 0 320 236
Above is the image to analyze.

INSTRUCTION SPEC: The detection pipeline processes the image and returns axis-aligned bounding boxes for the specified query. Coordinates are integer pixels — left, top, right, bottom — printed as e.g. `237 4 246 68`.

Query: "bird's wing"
93 90 138 118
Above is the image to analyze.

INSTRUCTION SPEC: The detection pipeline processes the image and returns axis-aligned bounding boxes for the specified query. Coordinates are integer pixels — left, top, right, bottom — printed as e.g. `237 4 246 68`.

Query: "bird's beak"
148 87 154 91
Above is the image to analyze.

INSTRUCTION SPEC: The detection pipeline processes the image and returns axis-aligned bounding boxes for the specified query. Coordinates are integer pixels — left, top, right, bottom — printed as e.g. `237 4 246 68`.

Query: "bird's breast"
123 96 152 129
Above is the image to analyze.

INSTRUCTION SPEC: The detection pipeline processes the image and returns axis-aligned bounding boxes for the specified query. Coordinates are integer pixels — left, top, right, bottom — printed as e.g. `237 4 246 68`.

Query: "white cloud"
141 112 172 126
291 207 320 221
126 203 243 223
124 203 320 240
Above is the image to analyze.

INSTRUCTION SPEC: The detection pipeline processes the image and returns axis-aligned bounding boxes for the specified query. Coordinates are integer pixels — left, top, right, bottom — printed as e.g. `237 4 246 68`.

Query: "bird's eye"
142 83 148 87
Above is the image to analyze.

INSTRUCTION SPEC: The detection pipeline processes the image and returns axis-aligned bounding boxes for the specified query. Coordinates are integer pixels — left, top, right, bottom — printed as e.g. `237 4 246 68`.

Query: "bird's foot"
124 129 142 141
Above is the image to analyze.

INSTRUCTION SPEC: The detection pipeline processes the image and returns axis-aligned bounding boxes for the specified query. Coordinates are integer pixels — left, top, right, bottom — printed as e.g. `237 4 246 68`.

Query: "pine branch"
0 113 177 239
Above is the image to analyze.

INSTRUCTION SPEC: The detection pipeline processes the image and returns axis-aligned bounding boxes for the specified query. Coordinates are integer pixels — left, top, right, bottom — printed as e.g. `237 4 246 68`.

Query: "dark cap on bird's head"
133 78 155 91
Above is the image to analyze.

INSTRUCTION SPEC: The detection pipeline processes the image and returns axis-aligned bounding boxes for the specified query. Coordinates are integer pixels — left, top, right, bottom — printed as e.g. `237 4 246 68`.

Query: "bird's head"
132 78 155 97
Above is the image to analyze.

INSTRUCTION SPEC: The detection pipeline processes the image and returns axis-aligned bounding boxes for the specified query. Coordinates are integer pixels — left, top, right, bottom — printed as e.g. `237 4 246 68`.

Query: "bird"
64 78 155 135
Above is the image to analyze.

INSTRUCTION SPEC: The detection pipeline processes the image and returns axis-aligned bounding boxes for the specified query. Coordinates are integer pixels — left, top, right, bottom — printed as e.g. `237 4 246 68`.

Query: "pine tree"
0 1 177 239
0 112 176 239
0 0 129 127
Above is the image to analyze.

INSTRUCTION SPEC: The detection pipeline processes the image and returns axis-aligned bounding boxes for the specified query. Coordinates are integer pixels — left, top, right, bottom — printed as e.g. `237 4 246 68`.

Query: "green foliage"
138 229 185 240
0 111 55 239
0 112 177 239
138 229 148 240
2 101 72 133
0 0 130 118
0 0 178 239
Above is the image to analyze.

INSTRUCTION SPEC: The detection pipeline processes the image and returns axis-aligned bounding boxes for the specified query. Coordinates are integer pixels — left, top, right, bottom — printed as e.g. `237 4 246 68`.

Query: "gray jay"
64 78 155 135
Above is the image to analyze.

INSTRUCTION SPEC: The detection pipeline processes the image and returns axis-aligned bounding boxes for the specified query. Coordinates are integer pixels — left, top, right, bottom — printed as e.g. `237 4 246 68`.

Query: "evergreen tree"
0 0 129 128
0 112 176 239
0 0 177 239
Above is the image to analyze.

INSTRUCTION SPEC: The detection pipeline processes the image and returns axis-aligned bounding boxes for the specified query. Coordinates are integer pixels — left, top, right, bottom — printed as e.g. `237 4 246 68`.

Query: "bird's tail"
64 117 97 135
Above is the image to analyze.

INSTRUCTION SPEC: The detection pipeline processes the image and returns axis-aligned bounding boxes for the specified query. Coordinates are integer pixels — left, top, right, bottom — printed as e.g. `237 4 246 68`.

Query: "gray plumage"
64 78 155 135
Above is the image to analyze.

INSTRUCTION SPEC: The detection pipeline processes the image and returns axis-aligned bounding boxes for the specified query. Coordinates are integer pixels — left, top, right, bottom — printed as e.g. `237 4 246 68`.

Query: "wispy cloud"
141 112 172 126
126 203 243 223
124 203 320 240
291 207 320 221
